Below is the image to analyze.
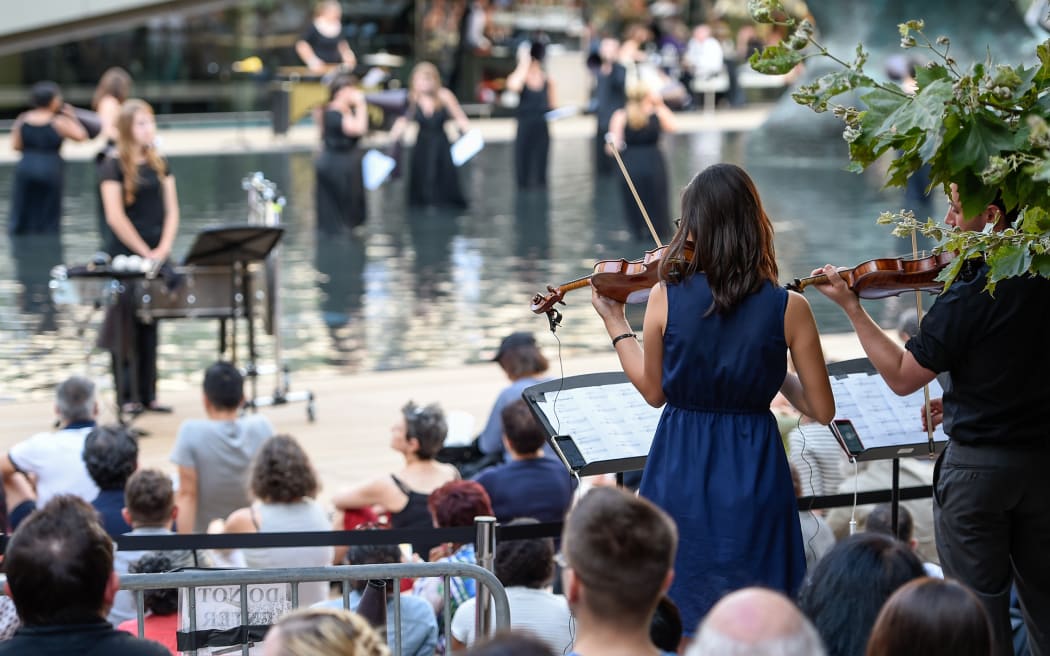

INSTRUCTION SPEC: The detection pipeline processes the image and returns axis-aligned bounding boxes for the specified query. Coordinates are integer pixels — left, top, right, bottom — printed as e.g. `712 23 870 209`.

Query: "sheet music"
534 383 664 463
831 373 947 450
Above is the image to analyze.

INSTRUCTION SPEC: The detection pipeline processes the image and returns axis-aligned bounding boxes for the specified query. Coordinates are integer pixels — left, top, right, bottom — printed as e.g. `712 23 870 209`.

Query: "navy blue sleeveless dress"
639 274 806 633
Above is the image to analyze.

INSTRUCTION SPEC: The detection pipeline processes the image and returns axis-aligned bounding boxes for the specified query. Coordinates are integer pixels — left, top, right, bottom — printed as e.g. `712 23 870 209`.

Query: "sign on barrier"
177 582 291 654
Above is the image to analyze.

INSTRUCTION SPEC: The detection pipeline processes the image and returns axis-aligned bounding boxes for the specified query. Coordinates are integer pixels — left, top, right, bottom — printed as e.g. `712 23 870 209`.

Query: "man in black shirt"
813 183 1050 656
0 495 169 655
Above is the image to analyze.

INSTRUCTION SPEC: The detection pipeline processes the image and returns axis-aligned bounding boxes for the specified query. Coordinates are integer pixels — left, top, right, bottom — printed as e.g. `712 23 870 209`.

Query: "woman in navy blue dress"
9 81 88 235
591 163 835 634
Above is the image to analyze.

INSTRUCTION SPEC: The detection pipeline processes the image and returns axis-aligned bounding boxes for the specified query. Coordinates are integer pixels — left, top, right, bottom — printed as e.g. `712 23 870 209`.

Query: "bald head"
688 588 826 656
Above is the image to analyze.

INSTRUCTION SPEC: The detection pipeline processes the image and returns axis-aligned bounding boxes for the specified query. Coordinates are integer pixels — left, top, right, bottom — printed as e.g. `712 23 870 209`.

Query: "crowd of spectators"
0 331 1018 654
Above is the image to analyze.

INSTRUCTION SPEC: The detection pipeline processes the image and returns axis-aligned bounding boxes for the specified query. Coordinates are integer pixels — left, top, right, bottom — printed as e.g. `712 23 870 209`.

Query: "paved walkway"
0 105 774 164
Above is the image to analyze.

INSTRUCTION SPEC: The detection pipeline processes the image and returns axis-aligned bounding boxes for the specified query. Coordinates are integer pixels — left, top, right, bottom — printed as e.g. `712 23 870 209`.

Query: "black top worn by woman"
388 474 439 557
98 156 168 256
315 109 365 232
514 82 550 189
408 105 467 208
302 24 344 65
619 114 670 242
9 122 64 235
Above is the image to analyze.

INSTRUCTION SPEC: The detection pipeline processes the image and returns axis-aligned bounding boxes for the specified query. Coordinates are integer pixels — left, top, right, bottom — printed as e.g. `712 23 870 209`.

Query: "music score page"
831 374 947 450
534 383 664 463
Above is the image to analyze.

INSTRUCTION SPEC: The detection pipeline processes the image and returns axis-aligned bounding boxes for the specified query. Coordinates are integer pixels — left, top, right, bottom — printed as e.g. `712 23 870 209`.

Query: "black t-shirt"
906 261 1050 445
99 156 169 256
0 620 170 655
301 24 344 64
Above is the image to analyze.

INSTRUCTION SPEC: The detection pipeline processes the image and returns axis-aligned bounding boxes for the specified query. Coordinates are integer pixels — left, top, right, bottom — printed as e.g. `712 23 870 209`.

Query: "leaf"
1036 39 1050 86
915 63 950 89
847 88 909 167
986 242 1031 282
1031 253 1050 277
954 170 999 220
948 110 1021 175
1020 206 1050 234
749 45 806 76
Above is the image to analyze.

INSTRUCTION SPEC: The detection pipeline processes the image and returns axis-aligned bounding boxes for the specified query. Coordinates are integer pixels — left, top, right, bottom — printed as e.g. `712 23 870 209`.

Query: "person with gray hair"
0 376 101 528
688 588 826 656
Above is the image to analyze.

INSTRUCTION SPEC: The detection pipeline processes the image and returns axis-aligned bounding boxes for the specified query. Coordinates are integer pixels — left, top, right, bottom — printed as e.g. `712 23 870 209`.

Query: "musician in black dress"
506 40 556 189
606 83 675 242
8 81 88 235
592 37 626 176
99 99 179 414
91 67 132 244
388 62 472 208
315 75 369 233
295 0 357 74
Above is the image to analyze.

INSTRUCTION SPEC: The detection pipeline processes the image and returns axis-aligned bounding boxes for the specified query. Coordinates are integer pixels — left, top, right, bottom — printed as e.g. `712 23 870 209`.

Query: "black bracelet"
611 332 638 347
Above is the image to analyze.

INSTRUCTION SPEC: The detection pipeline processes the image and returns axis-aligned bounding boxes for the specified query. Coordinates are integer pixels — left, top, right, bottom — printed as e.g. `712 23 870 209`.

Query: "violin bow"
911 230 937 456
605 133 663 247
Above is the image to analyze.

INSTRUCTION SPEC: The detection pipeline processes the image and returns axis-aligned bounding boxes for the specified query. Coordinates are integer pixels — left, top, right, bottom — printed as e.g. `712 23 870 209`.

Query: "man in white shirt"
1 376 100 526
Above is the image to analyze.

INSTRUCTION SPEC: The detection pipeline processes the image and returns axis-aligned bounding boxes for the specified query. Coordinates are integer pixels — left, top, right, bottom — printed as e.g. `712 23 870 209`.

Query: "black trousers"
934 441 1050 656
112 318 158 407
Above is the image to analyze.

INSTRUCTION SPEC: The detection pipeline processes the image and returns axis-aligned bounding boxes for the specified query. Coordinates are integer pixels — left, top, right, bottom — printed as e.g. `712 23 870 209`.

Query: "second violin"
785 251 954 299
530 243 695 314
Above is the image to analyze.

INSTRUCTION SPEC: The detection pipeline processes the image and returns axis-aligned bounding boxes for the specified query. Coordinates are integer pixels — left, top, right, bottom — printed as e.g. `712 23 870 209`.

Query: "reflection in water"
315 231 366 364
0 131 924 396
10 234 65 333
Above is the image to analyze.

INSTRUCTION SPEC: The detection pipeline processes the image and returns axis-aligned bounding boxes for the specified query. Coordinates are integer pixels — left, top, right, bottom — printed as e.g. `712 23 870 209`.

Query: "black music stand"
183 225 283 407
826 358 946 537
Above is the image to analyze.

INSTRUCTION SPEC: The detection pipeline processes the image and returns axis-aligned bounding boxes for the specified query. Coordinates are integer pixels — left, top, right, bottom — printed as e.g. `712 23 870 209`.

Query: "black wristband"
611 332 637 347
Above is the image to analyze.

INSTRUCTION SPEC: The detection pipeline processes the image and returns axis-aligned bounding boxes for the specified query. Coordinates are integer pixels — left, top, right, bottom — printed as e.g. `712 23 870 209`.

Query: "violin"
531 242 695 314
785 251 954 299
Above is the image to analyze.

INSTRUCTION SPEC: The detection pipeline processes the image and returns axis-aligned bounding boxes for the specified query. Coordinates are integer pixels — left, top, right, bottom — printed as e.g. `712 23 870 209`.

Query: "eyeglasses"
674 218 683 230
553 551 570 569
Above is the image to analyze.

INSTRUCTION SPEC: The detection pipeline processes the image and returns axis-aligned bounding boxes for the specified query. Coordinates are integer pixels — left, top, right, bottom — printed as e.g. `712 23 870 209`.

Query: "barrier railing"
120 562 510 656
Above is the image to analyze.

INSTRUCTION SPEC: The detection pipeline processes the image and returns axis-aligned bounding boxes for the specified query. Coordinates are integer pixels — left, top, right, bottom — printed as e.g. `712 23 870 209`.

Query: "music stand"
183 225 284 406
826 358 946 536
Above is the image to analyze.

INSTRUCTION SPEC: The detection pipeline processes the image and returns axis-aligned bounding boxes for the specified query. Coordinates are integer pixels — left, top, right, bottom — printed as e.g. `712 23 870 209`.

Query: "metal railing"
120 562 510 656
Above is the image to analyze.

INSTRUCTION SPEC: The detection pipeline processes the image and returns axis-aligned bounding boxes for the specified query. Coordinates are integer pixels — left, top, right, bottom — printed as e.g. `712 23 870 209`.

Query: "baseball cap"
491 331 537 361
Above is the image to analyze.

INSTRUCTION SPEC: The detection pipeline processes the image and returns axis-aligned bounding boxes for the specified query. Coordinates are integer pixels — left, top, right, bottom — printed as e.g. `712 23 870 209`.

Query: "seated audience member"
170 361 274 533
688 587 826 656
262 607 386 656
826 458 938 564
473 400 575 523
559 487 678 656
0 376 100 516
865 577 992 656
477 332 554 465
315 541 438 655
83 425 137 539
798 533 925 656
414 480 494 617
865 503 942 577
219 435 333 607
110 468 205 626
116 553 179 654
650 596 683 654
332 401 459 560
451 519 572 653
0 495 168 655
467 631 557 656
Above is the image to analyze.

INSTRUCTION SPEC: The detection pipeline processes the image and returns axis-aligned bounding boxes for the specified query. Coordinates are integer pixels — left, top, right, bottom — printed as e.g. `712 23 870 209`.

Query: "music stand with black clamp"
824 358 947 538
182 224 290 415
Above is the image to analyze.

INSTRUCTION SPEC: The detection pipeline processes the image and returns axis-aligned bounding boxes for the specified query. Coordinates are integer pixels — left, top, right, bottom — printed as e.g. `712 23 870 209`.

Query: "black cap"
491 331 537 362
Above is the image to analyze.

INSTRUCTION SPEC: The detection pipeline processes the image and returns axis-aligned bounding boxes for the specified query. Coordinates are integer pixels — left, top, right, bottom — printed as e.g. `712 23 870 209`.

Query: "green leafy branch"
747 0 1050 286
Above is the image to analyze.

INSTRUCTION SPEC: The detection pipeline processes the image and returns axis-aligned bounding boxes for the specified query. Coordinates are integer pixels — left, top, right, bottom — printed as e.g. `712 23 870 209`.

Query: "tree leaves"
749 44 806 76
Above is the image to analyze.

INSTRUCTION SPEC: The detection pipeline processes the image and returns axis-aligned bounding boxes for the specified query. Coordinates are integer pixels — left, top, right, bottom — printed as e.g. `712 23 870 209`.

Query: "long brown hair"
115 99 166 206
624 82 650 130
660 163 778 315
865 578 993 656
92 67 132 110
